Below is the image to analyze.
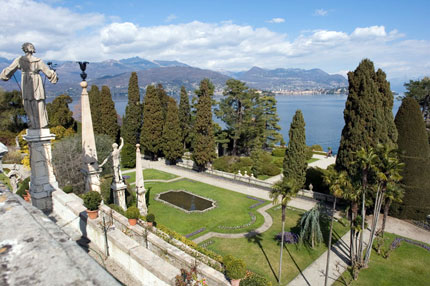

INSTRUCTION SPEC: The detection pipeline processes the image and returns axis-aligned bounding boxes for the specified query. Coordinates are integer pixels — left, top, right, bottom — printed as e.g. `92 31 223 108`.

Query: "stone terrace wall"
52 189 229 286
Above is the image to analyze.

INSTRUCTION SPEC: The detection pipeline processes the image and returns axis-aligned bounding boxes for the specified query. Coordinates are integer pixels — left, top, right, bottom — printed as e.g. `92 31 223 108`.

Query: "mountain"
235 66 347 91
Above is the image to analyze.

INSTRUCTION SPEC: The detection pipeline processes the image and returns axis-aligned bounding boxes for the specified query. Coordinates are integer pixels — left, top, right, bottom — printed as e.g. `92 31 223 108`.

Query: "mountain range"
0 56 347 97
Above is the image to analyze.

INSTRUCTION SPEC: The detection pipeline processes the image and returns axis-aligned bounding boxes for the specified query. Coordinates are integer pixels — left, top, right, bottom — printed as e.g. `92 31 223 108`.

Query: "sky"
1 0 430 85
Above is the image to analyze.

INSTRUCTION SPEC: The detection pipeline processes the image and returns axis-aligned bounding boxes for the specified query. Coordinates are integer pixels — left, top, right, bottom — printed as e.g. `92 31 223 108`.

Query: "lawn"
124 168 178 183
0 172 11 190
143 178 270 238
201 206 349 285
333 233 430 286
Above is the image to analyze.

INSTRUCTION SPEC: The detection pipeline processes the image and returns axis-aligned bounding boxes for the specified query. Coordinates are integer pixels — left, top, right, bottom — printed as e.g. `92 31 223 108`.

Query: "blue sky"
1 0 429 85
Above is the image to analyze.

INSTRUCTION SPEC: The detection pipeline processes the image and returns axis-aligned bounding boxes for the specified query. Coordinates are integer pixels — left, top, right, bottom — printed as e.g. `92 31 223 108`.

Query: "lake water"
69 94 402 154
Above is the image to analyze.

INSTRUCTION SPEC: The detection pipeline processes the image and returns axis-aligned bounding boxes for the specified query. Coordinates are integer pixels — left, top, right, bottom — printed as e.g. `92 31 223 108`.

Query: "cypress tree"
283 110 307 188
178 86 192 150
156 84 169 122
88 85 103 134
193 79 216 170
393 97 430 219
259 92 282 149
47 94 75 129
140 85 164 160
162 97 183 164
99 85 120 140
336 59 397 175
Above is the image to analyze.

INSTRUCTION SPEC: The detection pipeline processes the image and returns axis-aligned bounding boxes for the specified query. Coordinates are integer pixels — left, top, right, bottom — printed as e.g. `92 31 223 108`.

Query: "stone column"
135 144 147 216
80 81 101 193
24 128 59 213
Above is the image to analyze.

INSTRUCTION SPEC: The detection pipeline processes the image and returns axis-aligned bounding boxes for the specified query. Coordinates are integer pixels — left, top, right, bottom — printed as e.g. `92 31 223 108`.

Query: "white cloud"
268 17 285 23
314 9 328 16
165 14 177 22
0 0 429 80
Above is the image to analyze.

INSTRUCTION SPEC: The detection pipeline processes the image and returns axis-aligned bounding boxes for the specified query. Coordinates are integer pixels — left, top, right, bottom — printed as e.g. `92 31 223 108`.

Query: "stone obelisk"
78 62 101 193
135 144 147 215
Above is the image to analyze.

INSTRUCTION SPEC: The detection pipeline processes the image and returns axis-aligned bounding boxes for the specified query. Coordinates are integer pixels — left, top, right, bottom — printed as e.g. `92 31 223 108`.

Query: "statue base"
23 128 59 213
112 181 127 210
81 168 101 193
136 189 147 216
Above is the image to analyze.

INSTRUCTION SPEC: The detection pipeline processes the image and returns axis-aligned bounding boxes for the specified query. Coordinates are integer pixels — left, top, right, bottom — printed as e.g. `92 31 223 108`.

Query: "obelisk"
78 62 101 193
135 144 147 215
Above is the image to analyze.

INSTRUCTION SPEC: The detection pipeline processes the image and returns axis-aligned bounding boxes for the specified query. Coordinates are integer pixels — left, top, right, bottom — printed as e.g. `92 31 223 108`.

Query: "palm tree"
270 178 299 285
363 144 404 267
299 204 324 248
353 147 378 264
323 168 350 286
380 182 404 236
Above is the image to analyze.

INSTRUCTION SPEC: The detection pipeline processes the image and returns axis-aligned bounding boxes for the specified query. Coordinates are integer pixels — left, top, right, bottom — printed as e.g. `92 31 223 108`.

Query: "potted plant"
125 206 140 226
224 255 246 286
146 213 155 227
83 191 102 219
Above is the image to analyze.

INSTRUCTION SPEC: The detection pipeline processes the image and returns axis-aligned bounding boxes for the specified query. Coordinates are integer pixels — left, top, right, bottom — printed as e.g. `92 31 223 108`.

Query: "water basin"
155 190 216 213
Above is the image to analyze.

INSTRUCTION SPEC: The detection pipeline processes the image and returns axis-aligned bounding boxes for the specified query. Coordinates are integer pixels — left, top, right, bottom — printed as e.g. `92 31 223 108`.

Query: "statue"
0 42 58 129
7 164 21 193
100 137 124 184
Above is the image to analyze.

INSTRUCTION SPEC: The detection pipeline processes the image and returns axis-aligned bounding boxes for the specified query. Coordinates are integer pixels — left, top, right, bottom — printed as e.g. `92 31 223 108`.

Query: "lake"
69 94 402 154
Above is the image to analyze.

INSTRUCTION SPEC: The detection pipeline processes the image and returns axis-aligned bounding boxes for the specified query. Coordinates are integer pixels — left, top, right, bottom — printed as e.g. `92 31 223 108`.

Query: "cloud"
165 14 177 22
1 0 429 80
268 17 285 23
314 9 328 16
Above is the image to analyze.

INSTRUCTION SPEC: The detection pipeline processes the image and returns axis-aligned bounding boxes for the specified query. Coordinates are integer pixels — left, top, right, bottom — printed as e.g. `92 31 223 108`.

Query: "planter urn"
86 209 99 219
128 218 137 226
231 279 241 286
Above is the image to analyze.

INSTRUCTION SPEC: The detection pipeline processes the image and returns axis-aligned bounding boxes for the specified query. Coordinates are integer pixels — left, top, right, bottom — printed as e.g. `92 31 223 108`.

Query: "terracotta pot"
86 209 99 219
128 218 137 226
231 279 241 286
147 221 153 227
23 190 31 202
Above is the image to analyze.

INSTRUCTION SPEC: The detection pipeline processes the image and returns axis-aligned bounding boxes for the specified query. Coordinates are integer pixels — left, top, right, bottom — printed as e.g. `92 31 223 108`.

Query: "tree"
178 86 192 150
403 77 430 130
270 179 299 285
259 91 282 149
0 89 27 133
46 94 76 129
192 79 216 170
283 110 307 189
393 97 430 220
88 85 103 134
140 85 164 160
121 72 142 145
162 97 183 163
299 205 323 248
99 86 120 140
156 83 169 122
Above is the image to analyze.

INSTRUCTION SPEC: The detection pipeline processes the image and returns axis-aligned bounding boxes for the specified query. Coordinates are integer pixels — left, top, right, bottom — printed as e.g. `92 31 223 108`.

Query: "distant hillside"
235 66 347 91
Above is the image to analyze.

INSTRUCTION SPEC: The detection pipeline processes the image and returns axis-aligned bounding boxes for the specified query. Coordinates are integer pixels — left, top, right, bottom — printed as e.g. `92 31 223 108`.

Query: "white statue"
0 43 58 129
7 164 21 193
100 138 124 184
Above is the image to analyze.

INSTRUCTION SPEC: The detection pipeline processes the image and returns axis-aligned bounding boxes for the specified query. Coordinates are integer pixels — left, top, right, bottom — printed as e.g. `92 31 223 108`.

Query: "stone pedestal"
24 128 59 213
111 182 127 210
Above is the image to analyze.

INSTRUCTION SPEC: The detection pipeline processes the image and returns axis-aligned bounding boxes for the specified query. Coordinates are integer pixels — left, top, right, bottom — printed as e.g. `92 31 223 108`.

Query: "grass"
333 233 430 286
143 178 270 238
201 206 349 285
124 168 178 183
0 173 11 190
307 158 319 164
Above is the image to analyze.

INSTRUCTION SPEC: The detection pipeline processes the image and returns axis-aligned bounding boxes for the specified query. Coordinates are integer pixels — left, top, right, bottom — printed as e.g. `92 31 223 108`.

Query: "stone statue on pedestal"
0 43 58 129
100 137 124 184
6 164 21 193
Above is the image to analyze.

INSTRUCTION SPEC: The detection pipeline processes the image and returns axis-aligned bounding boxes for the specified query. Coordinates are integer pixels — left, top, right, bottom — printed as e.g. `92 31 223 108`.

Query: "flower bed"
246 195 266 209
390 237 430 252
185 227 206 238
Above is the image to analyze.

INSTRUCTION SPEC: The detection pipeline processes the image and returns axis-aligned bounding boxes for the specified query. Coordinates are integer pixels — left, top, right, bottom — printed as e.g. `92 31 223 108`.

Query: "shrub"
240 272 272 286
63 185 73 194
83 191 102 210
121 143 136 168
261 163 281 176
272 157 283 169
305 146 313 161
146 213 155 222
305 167 330 194
0 130 17 146
125 206 140 219
100 176 113 204
3 150 22 164
251 150 273 177
108 203 125 215
213 156 237 172
271 147 286 157
310 144 323 151
126 186 137 208
16 177 30 198
224 256 246 280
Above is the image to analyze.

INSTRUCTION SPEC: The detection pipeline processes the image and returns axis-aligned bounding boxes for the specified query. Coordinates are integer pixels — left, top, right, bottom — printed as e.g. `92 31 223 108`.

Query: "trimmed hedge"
305 167 330 194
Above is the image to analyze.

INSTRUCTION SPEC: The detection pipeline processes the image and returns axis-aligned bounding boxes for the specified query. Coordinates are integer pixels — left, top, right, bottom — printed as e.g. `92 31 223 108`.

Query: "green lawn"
0 172 11 190
307 158 319 164
334 233 430 286
201 206 349 285
124 168 178 183
143 178 270 238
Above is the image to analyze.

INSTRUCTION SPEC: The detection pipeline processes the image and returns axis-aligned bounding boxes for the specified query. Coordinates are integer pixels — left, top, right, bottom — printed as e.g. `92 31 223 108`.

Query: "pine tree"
193 79 216 170
99 85 120 140
46 94 76 129
283 110 307 188
162 97 183 163
140 85 164 160
394 97 430 219
121 72 142 145
178 86 192 150
88 85 103 134
336 59 397 175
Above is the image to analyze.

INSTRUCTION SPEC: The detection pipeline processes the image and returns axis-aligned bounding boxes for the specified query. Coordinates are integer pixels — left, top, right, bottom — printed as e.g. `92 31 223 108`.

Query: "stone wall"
52 189 229 286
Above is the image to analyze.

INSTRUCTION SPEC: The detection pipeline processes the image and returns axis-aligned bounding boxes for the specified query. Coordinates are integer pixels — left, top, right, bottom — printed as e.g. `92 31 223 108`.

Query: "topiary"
83 191 102 210
224 256 246 280
271 147 286 157
63 185 73 194
125 206 140 219
146 213 155 223
261 163 281 176
108 203 125 216
240 272 272 286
